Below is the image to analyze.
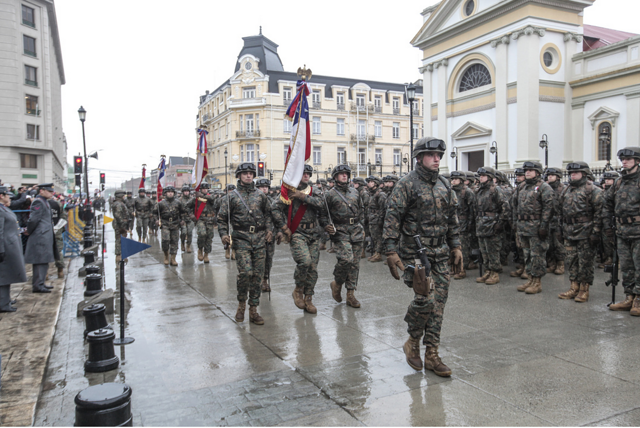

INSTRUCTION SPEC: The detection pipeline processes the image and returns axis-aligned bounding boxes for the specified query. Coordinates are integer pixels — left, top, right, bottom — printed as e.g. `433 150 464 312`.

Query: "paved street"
34 226 640 426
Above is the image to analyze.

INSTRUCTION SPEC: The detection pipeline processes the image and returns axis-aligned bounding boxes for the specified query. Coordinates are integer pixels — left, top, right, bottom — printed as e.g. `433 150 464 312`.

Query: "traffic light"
101 183 105 191
100 173 105 184
269 172 273 181
75 175 81 187
74 156 83 174
257 162 265 177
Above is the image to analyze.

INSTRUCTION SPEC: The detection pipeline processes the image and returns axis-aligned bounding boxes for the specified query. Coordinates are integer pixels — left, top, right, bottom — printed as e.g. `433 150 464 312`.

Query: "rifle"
471 248 484 278
405 235 434 296
604 215 618 307
320 187 335 231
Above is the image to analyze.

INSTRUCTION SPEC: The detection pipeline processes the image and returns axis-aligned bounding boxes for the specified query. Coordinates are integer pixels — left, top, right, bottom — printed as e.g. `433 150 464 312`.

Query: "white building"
0 0 67 192
412 0 639 173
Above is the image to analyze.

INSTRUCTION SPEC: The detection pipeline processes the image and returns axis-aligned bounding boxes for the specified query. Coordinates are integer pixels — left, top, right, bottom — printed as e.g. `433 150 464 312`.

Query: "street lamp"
490 141 498 170
539 134 549 169
406 82 416 171
224 147 228 190
402 154 409 175
599 125 612 170
77 106 90 207
450 149 458 171
376 159 382 177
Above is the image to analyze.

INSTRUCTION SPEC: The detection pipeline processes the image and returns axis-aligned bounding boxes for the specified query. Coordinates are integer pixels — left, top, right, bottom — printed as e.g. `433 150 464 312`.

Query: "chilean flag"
157 157 166 197
281 80 312 205
193 129 209 220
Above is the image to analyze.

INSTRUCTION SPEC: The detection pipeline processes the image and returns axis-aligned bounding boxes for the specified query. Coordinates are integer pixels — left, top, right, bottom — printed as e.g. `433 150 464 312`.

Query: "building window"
336 118 344 136
375 121 382 137
26 124 39 140
243 87 256 99
413 124 419 139
23 35 36 57
246 144 255 163
374 95 382 112
392 122 400 139
464 0 475 16
459 63 491 93
20 153 37 168
25 65 37 86
337 147 346 164
393 149 401 166
313 146 322 165
358 148 366 167
22 5 35 27
25 94 38 115
375 149 382 165
240 145 244 162
598 122 613 161
393 97 400 115
357 120 366 138
283 119 292 134
226 121 229 137
337 92 345 110
356 94 365 107
312 117 321 135
283 87 292 104
312 90 321 108
245 114 254 134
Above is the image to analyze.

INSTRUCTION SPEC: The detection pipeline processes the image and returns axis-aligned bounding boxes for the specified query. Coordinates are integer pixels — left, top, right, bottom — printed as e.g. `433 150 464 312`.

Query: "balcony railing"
25 79 37 87
374 106 382 113
202 114 210 122
236 130 261 138
393 108 400 115
22 19 35 28
350 103 374 112
350 134 375 143
412 108 420 116
26 108 40 116
312 101 321 109
337 103 345 111
283 98 292 106
24 49 36 57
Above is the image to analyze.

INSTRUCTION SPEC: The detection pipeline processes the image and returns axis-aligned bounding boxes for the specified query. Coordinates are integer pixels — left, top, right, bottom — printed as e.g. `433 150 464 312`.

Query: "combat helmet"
226 184 236 191
163 185 176 194
138 188 146 194
450 171 466 180
522 161 544 174
182 185 191 192
367 175 382 185
318 178 327 186
477 166 497 178
566 161 590 174
412 137 446 158
114 189 125 197
383 174 399 183
255 178 271 188
602 170 620 179
126 191 132 196
617 147 640 160
303 164 313 176
545 167 563 178
465 171 477 182
332 164 351 179
235 162 256 178
352 177 366 186
514 168 525 176
200 183 210 190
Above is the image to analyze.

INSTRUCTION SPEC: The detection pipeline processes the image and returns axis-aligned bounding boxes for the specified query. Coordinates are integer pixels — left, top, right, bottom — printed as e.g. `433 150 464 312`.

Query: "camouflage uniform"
355 177 371 257
451 175 475 270
497 175 513 267
600 171 620 266
368 182 387 257
158 192 185 256
124 193 135 234
179 190 195 249
547 170 567 272
474 171 505 274
257 179 275 287
111 191 129 259
134 193 153 241
149 193 159 235
196 190 217 257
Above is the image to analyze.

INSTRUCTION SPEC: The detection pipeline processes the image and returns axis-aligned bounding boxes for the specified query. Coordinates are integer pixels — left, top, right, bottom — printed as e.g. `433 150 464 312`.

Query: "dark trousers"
32 263 49 289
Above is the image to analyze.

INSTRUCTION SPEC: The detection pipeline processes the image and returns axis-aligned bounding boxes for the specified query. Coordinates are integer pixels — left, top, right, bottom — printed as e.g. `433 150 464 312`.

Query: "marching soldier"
383 137 462 376
450 171 475 279
603 147 640 315
352 177 370 259
216 184 237 260
474 166 505 285
124 191 135 237
510 168 527 278
317 179 330 251
273 165 324 313
545 167 566 275
134 188 153 243
149 191 159 237
111 189 129 263
557 162 603 302
513 161 555 294
599 171 619 268
157 186 185 266
218 163 273 325
256 178 275 291
319 164 365 308
179 185 195 253
195 183 216 263
367 176 385 263
495 171 513 269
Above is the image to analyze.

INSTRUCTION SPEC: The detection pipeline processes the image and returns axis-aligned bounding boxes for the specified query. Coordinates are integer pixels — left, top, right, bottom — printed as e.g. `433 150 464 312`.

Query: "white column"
421 64 434 137
627 91 640 146
572 103 585 160
491 35 510 169
435 59 449 171
563 33 581 165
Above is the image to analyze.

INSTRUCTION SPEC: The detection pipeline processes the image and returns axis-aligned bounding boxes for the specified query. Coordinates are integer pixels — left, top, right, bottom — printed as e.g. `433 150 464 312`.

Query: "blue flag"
120 236 151 260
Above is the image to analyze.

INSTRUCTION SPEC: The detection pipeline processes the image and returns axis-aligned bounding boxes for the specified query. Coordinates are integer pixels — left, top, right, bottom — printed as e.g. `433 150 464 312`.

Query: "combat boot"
403 336 423 371
249 306 264 325
559 281 580 299
346 289 360 308
520 271 529 279
225 248 230 259
424 346 451 377
292 286 305 309
609 294 635 311
554 261 565 275
361 247 367 259
187 245 192 253
517 276 533 292
510 265 524 277
319 243 326 251
170 254 178 266
181 241 185 252
476 270 491 283
163 251 170 265
198 248 204 261
203 253 209 263
574 283 590 303
525 277 542 294
262 279 271 293
57 267 64 278
330 281 343 302
235 301 246 322
467 262 478 270
304 295 317 314
231 250 236 260
630 297 640 316
327 245 336 254
485 270 500 285
546 261 557 273
453 269 466 280
369 253 382 263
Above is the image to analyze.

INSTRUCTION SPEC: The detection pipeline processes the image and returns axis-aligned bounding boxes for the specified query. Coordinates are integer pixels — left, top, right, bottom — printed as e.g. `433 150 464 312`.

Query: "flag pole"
114 257 134 345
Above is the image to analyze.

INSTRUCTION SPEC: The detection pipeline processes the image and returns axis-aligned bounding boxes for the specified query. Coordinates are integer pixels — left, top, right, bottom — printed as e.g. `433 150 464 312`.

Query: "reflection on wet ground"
35 227 640 426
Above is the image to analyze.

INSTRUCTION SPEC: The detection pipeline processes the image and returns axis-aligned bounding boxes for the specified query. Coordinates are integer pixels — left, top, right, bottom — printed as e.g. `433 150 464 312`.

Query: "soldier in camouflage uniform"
450 171 475 279
353 176 370 259
179 185 195 253
134 188 154 243
195 183 216 263
495 171 513 268
465 171 479 268
319 164 365 308
474 166 505 285
510 168 527 278
599 171 619 268
603 147 640 315
149 191 159 237
124 191 135 237
218 163 273 325
216 184 236 260
557 162 603 302
545 167 567 275
316 179 329 251
256 178 275 292
111 189 129 263
383 137 462 376
273 165 324 313
513 161 555 294
367 176 385 263
157 186 185 266
325 178 337 254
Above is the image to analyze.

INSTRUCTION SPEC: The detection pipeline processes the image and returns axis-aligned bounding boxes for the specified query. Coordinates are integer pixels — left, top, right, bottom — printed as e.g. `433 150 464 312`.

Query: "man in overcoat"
24 183 57 293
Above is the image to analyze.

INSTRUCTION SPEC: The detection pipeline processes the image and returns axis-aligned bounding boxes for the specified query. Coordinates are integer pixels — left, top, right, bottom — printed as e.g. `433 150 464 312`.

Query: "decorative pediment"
452 121 492 140
412 0 458 46
588 106 619 129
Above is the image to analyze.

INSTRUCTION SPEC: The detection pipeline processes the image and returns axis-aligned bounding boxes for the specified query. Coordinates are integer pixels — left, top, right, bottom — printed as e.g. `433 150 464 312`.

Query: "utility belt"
298 222 317 230
407 235 445 247
233 224 266 233
478 211 496 217
518 214 541 221
564 216 592 225
334 217 358 225
617 216 640 225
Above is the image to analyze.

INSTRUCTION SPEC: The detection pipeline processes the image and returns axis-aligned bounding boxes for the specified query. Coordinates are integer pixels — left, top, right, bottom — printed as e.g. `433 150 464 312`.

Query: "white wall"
538 101 565 166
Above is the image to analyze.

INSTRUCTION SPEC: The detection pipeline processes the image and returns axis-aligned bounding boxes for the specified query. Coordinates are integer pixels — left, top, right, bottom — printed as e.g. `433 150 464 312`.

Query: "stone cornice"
419 64 434 74
572 35 640 61
511 25 546 40
490 35 512 48
434 59 449 69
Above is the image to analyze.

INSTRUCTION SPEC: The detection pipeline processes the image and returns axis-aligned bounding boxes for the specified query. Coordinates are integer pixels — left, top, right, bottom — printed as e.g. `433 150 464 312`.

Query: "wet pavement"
34 226 640 426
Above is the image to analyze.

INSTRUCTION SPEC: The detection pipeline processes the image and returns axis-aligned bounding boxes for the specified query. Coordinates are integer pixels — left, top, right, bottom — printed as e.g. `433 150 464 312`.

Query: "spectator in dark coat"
0 186 27 311
24 183 57 293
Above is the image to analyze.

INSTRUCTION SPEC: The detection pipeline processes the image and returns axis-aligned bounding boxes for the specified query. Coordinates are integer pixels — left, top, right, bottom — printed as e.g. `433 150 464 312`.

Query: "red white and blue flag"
139 166 146 189
281 80 311 204
193 129 209 220
157 157 166 197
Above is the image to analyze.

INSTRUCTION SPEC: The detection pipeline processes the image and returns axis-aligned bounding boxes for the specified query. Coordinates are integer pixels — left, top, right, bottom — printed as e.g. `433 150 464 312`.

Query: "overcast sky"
55 0 639 188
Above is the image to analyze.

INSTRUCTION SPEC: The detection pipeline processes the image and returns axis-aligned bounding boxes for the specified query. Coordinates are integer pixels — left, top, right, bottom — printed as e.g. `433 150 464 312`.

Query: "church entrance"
463 150 485 172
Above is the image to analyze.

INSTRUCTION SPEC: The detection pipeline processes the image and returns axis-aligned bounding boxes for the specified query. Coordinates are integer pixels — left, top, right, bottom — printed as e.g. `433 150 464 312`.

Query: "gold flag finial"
297 65 312 81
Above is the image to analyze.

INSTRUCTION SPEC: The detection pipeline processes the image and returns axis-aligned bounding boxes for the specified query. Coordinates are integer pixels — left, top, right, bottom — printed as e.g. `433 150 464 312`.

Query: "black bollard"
85 329 119 373
83 251 96 266
84 273 102 297
85 265 101 275
82 304 110 338
75 383 132 426
84 236 94 249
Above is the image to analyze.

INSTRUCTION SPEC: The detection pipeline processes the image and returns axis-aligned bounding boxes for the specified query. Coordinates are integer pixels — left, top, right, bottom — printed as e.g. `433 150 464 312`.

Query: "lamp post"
406 82 416 171
490 141 498 170
376 159 382 177
539 134 549 169
402 154 409 175
224 147 228 190
77 106 89 205
450 149 458 171
367 160 371 177
599 125 612 170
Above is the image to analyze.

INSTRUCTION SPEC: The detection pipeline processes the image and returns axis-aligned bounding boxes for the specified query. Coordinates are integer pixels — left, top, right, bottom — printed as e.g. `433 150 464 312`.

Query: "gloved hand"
222 235 231 246
325 224 336 235
0 252 5 263
450 247 463 275
276 232 283 245
589 234 600 247
289 190 305 200
266 231 273 243
605 228 614 237
386 252 405 280
495 221 503 233
282 226 292 240
538 228 548 240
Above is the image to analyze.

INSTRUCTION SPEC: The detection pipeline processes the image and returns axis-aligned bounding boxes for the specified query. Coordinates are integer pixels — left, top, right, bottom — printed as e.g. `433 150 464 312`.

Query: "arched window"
459 63 492 93
598 121 612 161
